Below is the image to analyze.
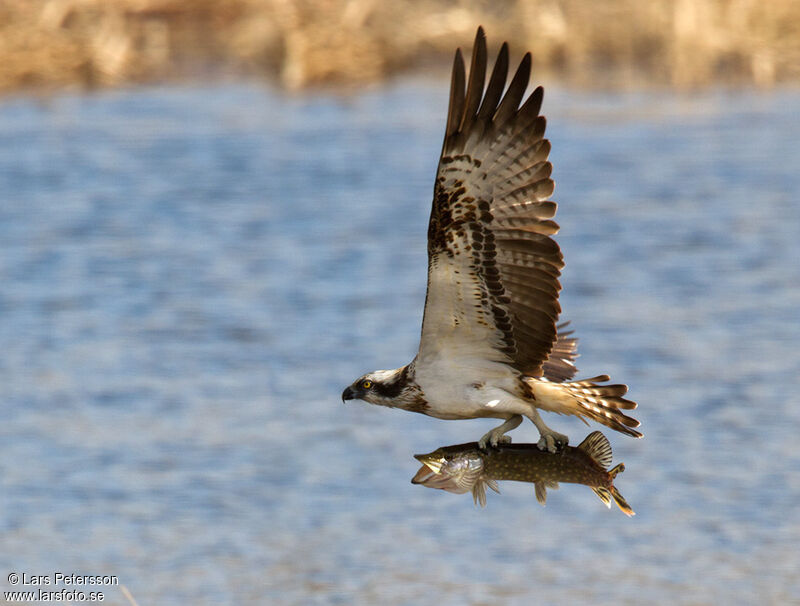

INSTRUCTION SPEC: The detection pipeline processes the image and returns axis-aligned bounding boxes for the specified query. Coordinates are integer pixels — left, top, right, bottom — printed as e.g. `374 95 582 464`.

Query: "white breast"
414 355 521 420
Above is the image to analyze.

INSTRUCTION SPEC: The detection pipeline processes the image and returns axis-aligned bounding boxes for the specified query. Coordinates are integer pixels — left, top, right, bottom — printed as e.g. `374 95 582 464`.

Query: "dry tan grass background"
2 0 800 93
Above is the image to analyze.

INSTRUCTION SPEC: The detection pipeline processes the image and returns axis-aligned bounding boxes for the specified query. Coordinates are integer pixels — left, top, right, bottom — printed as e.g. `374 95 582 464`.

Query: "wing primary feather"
477 42 509 123
459 27 487 137
445 49 466 139
494 53 531 127
519 86 545 124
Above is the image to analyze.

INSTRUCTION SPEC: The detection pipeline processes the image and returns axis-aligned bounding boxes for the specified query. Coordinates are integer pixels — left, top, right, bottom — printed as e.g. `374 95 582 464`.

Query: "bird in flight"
342 27 641 452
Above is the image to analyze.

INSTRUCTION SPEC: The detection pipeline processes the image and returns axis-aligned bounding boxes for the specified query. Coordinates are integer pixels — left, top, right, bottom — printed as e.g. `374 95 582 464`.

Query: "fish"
411 430 634 515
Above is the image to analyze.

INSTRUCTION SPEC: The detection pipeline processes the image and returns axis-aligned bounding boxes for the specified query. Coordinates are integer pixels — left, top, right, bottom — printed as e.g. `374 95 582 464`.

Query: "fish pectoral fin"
534 481 548 505
485 478 501 494
472 480 488 508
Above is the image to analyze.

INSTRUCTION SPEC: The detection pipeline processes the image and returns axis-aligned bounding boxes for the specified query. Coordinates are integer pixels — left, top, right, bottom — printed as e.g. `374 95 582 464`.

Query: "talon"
488 431 512 449
479 430 512 451
537 435 556 453
536 430 568 453
478 416 523 452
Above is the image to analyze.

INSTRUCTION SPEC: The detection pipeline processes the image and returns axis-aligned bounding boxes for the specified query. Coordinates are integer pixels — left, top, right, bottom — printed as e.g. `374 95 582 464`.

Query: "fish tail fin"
609 486 635 517
564 377 643 438
591 486 613 508
579 436 635 516
606 462 635 515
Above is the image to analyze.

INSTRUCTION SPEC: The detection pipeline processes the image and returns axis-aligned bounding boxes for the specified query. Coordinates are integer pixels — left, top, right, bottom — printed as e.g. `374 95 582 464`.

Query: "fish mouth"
411 464 473 494
411 465 438 485
413 453 444 474
411 465 462 491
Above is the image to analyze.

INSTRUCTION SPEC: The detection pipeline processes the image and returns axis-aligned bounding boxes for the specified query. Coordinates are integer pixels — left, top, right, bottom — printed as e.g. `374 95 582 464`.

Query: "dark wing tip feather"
459 28 488 135
494 52 532 125
477 42 509 122
445 49 466 139
522 86 545 116
444 27 543 151
444 30 546 159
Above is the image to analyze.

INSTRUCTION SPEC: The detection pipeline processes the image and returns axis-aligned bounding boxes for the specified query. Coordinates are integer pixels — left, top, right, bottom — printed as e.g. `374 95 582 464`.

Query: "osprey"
342 28 641 452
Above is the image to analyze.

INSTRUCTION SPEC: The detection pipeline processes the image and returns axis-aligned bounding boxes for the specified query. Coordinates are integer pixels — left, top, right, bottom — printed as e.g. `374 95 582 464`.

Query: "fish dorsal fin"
577 431 613 470
472 479 488 507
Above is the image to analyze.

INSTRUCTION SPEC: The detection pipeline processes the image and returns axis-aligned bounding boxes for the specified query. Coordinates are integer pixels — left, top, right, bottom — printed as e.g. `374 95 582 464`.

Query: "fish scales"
482 444 610 489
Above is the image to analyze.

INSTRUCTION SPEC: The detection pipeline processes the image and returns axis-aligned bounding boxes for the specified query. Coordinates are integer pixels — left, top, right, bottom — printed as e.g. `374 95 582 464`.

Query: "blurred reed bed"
2 0 799 93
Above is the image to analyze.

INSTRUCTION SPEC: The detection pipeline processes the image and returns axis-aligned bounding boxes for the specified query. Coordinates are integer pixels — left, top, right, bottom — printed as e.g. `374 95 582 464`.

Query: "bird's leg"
527 409 569 453
478 415 523 450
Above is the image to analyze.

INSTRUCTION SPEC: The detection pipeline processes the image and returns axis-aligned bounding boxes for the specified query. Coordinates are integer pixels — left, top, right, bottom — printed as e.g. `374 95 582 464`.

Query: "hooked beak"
341 386 356 403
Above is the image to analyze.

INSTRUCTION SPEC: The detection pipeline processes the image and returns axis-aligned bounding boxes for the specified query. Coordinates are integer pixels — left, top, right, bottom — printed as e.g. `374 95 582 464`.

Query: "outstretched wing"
418 27 563 377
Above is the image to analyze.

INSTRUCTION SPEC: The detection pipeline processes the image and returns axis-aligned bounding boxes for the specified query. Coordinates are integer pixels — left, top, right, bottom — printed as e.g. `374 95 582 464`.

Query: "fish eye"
360 379 373 390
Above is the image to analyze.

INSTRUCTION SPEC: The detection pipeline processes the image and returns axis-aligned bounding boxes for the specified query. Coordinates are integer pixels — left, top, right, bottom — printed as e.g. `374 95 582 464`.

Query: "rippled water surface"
1 81 799 604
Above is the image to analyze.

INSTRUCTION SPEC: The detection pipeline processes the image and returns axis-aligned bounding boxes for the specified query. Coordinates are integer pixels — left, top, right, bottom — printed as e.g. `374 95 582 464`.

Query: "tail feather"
526 376 642 438
566 378 642 437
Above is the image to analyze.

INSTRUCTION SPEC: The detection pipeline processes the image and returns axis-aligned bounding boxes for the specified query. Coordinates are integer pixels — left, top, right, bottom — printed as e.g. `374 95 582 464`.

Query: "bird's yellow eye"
361 380 373 389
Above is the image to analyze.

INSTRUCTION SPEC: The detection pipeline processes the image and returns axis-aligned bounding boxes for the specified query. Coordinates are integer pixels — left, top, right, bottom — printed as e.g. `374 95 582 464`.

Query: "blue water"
1 81 799 605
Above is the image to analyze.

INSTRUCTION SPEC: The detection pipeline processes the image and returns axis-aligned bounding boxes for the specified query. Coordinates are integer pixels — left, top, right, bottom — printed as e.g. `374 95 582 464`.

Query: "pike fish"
411 431 634 515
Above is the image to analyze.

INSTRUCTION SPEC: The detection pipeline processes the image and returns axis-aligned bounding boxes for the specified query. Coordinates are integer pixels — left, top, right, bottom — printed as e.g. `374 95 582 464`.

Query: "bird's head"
342 367 410 408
